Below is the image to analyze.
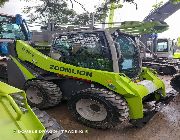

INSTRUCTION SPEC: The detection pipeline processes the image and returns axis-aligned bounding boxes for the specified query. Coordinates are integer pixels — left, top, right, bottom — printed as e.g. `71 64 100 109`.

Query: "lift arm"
144 0 180 22
141 0 180 46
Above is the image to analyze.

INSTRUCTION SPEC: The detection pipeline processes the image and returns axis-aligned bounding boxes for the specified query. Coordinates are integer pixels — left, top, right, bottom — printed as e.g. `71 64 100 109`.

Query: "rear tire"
67 88 129 129
32 108 68 140
171 75 180 92
24 80 62 109
161 66 177 75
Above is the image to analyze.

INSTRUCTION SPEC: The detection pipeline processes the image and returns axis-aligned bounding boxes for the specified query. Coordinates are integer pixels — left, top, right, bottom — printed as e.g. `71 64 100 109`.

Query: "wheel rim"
26 86 44 104
76 99 107 121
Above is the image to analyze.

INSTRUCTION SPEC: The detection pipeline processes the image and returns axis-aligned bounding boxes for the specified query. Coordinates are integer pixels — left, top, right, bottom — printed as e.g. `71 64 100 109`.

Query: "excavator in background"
141 0 180 44
142 37 180 75
140 0 180 75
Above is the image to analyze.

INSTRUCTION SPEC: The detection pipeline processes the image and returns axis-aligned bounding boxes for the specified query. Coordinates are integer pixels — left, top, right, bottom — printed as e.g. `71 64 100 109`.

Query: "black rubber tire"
67 88 129 129
24 80 62 109
171 74 180 92
32 108 68 140
161 66 177 75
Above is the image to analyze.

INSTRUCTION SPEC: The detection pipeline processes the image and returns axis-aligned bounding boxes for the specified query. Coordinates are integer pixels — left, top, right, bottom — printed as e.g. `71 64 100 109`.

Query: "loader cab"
51 29 141 78
0 14 30 56
155 38 174 59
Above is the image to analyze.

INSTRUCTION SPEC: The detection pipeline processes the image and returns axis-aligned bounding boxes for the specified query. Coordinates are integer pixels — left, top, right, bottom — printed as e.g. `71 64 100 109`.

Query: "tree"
152 1 164 10
23 0 136 26
171 0 180 3
0 0 9 7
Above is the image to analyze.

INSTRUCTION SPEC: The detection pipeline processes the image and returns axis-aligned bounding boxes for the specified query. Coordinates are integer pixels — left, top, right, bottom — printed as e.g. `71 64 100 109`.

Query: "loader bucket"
0 81 45 140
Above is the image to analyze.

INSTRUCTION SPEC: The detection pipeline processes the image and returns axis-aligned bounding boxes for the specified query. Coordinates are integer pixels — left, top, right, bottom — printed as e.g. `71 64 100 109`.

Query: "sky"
0 0 180 39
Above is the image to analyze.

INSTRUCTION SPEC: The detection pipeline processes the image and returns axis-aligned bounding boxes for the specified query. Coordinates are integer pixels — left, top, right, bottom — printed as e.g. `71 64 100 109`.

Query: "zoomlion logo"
50 65 93 77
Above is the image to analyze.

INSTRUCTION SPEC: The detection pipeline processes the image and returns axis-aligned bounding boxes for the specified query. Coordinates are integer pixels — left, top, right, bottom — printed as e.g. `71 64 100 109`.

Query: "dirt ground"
46 76 180 140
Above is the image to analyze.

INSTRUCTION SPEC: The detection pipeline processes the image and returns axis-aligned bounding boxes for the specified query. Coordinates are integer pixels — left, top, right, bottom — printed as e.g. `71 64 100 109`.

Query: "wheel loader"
0 12 177 128
0 81 68 140
1 27 174 128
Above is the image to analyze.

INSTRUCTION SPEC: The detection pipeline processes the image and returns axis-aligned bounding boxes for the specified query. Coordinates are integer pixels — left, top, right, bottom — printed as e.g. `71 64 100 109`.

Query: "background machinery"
98 0 180 75
0 13 31 56
142 37 179 75
0 13 31 80
103 0 180 75
140 0 180 75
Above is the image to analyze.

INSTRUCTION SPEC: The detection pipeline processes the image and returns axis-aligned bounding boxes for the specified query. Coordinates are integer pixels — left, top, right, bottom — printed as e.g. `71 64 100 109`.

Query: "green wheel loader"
0 28 170 129
0 13 173 129
0 81 68 140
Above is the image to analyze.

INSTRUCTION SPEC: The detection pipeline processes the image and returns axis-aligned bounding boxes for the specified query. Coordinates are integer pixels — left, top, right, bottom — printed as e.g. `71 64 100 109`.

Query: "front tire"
24 80 62 109
67 88 129 129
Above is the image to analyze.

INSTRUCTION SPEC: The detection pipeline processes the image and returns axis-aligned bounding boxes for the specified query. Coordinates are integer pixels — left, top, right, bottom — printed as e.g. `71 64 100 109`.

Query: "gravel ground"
46 76 180 140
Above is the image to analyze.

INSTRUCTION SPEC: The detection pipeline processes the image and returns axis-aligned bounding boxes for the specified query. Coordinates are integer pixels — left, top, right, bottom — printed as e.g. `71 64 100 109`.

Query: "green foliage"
152 1 164 10
0 0 9 7
171 0 180 4
23 0 76 25
23 0 135 26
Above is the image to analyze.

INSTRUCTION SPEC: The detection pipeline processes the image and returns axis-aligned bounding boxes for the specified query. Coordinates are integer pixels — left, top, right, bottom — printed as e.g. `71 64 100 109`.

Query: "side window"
53 32 113 71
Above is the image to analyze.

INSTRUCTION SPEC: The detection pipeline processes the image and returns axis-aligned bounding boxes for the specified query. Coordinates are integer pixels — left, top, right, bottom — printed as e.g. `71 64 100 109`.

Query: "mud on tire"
24 80 62 109
67 88 129 129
